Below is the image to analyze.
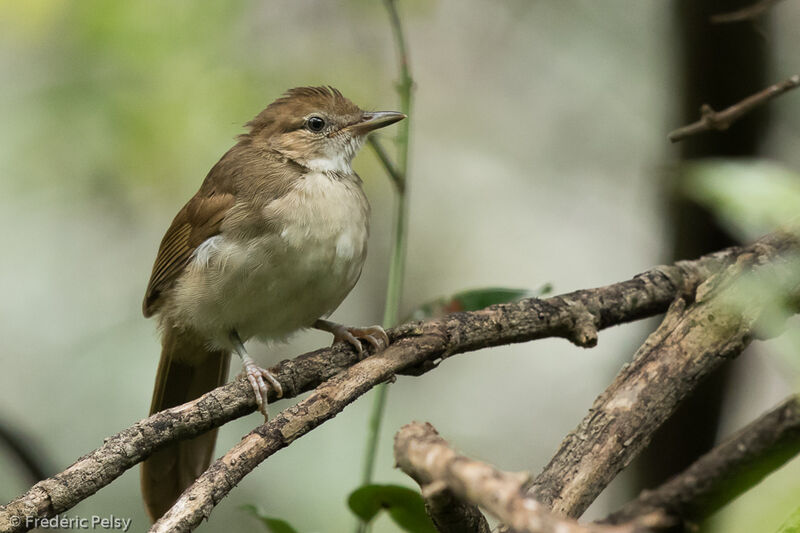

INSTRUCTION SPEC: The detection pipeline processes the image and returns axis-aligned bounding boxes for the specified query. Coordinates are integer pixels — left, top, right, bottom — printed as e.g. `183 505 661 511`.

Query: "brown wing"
142 140 305 317
142 190 234 317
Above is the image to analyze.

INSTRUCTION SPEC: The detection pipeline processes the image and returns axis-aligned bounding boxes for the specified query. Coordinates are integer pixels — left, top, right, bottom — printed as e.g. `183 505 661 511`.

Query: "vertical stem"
355 1 413 531
360 191 409 487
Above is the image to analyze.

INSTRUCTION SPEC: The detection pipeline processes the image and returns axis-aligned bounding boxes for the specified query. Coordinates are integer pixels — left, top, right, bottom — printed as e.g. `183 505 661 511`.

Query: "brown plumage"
144 87 358 316
140 328 229 520
140 87 404 522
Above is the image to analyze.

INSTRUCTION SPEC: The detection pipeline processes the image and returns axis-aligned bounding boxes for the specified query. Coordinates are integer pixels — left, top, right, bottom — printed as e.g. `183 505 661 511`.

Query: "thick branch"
393 422 672 533
527 239 800 518
602 395 800 527
1 233 797 532
668 74 800 142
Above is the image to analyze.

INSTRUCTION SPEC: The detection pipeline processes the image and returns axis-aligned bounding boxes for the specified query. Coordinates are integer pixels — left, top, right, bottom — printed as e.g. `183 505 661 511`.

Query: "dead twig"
668 74 800 142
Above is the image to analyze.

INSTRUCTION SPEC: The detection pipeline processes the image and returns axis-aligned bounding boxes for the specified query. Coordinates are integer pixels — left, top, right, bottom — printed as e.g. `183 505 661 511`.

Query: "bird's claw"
313 319 390 356
242 360 283 420
333 325 390 355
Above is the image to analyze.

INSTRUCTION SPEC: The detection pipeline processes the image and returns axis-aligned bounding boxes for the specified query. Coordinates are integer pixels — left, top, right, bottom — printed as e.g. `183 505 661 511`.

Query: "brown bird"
140 87 405 521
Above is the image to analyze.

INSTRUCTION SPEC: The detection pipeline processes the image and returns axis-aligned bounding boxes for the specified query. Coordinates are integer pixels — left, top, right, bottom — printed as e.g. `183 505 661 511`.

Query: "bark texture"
394 422 671 533
149 331 449 532
527 237 800 517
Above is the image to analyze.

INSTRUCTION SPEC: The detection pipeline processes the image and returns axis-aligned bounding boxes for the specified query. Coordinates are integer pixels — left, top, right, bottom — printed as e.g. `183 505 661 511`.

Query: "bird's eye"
306 116 326 132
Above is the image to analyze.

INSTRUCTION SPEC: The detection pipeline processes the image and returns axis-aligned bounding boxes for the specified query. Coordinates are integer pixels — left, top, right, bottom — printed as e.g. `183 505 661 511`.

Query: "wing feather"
143 193 234 317
142 141 299 317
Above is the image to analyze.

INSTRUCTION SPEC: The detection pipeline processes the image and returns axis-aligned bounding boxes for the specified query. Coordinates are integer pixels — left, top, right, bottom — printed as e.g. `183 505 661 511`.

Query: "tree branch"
668 74 800 142
150 233 799 531
393 422 673 533
149 330 450 532
1 232 797 532
526 237 800 518
417 481 492 533
601 395 800 527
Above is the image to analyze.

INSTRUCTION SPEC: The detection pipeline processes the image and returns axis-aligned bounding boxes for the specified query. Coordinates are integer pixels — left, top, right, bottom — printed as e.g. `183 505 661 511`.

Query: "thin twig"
394 422 673 533
1 233 797 532
668 74 800 142
367 135 404 193
710 0 784 23
602 395 800 527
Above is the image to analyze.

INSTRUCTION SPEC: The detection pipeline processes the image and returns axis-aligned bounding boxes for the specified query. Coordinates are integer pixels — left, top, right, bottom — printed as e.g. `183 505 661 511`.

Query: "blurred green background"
1 1 799 532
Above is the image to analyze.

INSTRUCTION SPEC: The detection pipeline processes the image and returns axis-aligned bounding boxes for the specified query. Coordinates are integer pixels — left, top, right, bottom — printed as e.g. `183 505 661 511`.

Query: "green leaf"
681 159 800 241
406 285 551 321
240 504 301 533
348 484 438 533
776 505 800 533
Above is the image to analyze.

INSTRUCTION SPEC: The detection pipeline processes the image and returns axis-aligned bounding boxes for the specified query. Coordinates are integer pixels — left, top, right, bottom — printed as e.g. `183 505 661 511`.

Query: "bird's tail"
140 325 230 522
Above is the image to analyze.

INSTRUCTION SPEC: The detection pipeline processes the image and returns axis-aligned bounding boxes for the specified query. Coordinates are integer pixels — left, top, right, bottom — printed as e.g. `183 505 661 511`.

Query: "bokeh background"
2 1 800 532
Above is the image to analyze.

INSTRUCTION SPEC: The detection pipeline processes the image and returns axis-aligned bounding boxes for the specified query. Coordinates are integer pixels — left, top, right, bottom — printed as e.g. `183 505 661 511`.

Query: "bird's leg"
230 330 283 419
313 319 390 356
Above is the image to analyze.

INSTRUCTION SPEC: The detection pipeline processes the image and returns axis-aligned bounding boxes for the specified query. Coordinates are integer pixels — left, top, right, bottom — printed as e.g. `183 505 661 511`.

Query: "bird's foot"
230 330 282 420
241 357 283 419
313 319 390 356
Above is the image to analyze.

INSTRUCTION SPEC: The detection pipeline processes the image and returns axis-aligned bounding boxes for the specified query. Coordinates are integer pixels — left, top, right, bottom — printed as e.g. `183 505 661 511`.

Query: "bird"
139 86 405 521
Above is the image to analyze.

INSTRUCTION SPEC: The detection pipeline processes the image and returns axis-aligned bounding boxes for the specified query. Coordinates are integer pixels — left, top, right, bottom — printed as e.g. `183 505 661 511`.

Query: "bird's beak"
345 111 406 135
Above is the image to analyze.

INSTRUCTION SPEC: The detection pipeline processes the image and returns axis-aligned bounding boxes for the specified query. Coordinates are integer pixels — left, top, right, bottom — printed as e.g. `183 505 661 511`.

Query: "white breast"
168 171 369 350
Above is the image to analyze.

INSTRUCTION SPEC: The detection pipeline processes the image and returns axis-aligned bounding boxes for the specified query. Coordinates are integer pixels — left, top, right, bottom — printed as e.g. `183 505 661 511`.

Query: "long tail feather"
140 326 230 522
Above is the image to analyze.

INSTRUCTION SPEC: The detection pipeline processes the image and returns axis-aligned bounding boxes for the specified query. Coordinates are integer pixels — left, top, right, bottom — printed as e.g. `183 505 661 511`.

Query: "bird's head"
245 86 405 173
